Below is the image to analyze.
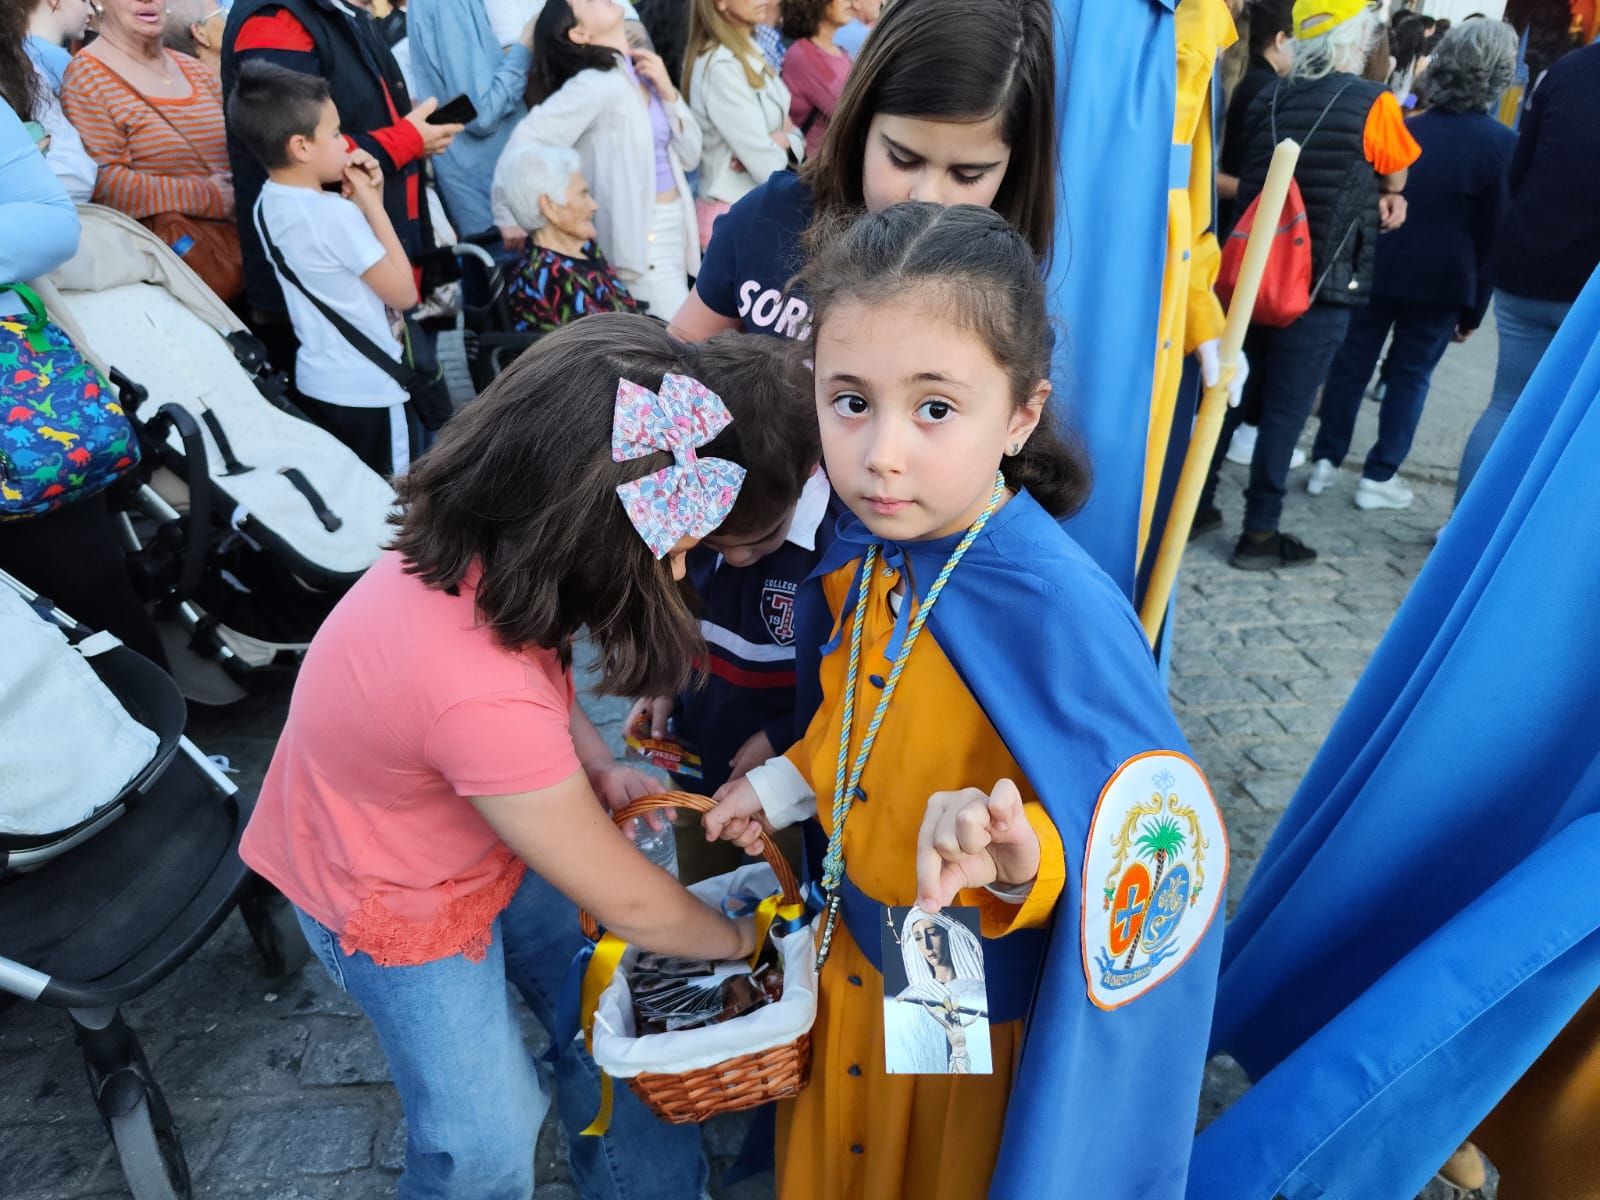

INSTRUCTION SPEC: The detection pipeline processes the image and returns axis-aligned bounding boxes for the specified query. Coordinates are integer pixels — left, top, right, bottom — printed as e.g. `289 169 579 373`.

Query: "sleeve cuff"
984 879 1035 901
372 118 424 171
745 755 816 829
969 803 1066 938
1184 291 1227 354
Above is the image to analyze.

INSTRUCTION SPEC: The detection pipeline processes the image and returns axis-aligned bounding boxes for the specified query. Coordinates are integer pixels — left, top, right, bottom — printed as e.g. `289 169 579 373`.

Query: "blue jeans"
1312 296 1459 482
1242 303 1353 533
1456 289 1574 503
296 871 705 1200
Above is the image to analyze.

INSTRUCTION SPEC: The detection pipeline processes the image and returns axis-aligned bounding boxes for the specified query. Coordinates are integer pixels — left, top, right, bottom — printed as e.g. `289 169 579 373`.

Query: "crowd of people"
4 0 883 481
1198 0 1600 567
5 0 1600 1196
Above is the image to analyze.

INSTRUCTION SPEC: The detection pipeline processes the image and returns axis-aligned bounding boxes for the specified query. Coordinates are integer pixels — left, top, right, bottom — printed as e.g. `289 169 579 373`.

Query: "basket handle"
578 790 802 942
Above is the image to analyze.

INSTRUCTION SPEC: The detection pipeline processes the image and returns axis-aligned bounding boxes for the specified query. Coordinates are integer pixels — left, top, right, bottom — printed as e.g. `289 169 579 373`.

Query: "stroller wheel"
76 1009 190 1199
109 1092 192 1200
239 876 311 982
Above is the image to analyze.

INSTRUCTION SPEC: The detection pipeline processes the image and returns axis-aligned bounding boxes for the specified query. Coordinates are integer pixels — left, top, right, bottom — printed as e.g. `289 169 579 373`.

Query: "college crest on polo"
1081 752 1227 1009
760 580 797 645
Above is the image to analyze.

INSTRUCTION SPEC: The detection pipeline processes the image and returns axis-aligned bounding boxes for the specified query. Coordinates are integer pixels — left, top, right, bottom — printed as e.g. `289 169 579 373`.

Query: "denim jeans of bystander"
1456 288 1575 503
1312 295 1460 482
1241 303 1353 533
295 870 706 1200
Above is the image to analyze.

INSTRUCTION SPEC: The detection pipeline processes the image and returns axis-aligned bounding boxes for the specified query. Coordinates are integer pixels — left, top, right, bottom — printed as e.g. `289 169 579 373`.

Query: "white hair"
163 0 212 54
498 143 584 232
1290 8 1379 82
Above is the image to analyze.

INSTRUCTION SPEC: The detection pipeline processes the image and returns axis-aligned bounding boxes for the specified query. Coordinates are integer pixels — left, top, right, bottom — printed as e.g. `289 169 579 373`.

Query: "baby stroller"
0 566 303 1200
34 205 397 705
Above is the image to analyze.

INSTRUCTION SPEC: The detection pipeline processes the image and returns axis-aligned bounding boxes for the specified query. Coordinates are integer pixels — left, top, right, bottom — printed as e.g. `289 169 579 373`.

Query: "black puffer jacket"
1236 73 1386 308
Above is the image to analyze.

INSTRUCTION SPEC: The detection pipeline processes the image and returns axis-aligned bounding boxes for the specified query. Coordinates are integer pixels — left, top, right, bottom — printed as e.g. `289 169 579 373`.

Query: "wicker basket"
579 791 812 1124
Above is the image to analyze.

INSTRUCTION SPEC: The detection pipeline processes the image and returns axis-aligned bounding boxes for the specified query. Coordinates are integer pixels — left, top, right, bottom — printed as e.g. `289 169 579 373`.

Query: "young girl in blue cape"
705 203 1230 1199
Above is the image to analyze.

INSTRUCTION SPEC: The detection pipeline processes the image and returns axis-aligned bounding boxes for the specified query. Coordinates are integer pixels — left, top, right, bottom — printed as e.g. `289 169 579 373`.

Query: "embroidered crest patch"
1081 752 1227 1009
761 581 797 645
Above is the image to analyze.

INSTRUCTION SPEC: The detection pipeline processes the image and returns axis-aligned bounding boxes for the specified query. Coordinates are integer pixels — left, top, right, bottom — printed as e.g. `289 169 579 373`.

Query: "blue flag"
1191 266 1600 1199
1050 0 1177 599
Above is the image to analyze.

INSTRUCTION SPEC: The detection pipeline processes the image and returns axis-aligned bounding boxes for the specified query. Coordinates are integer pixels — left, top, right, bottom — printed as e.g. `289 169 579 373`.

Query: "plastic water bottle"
629 816 679 877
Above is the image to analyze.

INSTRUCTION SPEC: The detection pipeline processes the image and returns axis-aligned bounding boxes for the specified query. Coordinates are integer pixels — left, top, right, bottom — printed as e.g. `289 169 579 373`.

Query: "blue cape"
1192 268 1600 1199
795 490 1224 1199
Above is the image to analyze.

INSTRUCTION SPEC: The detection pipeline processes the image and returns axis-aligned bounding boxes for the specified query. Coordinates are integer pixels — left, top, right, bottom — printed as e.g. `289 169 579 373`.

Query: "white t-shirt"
254 181 407 409
482 0 639 47
27 58 97 203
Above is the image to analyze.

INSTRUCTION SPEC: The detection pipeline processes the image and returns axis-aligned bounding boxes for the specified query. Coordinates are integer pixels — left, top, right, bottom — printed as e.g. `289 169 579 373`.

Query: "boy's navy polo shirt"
694 170 816 339
673 471 837 793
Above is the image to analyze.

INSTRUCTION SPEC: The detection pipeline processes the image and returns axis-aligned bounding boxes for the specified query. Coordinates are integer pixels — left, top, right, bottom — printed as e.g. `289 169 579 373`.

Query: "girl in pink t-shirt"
241 312 814 1199
780 0 856 158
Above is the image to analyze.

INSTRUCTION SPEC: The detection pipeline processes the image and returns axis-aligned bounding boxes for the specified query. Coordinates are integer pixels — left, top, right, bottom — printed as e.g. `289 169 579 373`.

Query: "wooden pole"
1139 137 1304 643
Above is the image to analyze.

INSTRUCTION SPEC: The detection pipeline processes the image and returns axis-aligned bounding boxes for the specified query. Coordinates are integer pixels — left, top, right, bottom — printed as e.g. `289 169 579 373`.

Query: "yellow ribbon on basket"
748 892 805 968
579 932 629 1136
576 893 803 1137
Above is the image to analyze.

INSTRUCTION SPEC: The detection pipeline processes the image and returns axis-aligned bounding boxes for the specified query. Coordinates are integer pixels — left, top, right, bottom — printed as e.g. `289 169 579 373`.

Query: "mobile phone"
427 94 477 126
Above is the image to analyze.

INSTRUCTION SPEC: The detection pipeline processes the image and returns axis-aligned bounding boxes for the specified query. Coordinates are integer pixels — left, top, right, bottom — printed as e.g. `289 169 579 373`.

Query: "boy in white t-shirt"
228 60 420 476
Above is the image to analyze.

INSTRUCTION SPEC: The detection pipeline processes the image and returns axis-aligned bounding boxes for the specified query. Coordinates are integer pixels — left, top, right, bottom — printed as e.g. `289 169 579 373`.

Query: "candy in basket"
630 948 784 1035
578 795 816 1126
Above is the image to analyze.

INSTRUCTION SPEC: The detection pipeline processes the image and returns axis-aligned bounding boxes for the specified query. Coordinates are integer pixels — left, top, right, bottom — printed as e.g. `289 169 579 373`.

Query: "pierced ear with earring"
1008 442 1022 457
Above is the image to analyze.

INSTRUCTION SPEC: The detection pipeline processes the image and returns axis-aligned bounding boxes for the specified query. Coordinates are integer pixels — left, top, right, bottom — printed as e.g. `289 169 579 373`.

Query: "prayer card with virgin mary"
881 906 993 1075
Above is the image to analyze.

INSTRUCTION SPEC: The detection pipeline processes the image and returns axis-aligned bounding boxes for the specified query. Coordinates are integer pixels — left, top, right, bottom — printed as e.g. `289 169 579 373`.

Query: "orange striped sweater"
59 49 230 221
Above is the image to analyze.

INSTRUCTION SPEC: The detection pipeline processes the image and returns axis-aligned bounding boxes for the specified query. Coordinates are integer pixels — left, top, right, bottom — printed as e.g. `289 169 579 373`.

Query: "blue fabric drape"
1192 265 1600 1199
1050 0 1177 599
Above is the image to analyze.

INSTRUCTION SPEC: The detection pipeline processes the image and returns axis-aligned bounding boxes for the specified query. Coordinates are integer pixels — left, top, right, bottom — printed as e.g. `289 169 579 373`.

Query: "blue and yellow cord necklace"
813 471 1008 971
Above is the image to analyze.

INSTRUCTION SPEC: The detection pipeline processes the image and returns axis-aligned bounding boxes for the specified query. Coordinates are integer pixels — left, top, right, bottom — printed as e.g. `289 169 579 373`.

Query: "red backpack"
1216 81 1357 328
1217 180 1313 327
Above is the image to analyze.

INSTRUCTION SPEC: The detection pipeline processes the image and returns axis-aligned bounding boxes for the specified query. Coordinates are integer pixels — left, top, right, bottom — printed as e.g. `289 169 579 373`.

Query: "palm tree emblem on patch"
1084 758 1226 1008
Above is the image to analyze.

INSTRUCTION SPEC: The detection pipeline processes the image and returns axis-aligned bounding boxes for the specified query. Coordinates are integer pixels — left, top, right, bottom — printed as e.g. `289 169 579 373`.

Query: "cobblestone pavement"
0 322 1498 1198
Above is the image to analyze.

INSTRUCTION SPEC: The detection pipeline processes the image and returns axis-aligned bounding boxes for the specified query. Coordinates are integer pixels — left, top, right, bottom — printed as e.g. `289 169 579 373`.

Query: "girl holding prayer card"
705 204 1231 1199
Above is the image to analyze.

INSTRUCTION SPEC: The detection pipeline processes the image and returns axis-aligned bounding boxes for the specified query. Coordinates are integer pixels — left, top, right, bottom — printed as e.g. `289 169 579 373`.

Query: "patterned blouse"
504 241 639 334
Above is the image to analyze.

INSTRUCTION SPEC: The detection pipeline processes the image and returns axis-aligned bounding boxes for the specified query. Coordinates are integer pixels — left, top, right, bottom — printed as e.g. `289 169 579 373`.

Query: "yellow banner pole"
1139 137 1304 643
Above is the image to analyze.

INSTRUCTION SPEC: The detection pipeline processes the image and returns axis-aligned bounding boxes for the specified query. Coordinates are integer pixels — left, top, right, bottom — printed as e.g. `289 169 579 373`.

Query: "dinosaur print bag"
0 283 139 521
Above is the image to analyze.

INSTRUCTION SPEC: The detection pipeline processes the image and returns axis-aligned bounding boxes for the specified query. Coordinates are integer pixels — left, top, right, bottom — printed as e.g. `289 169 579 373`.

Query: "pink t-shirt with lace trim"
241 551 581 967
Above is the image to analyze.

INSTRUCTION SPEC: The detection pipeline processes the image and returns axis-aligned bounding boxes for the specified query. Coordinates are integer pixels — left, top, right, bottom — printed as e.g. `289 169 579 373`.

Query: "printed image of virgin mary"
883 908 992 1075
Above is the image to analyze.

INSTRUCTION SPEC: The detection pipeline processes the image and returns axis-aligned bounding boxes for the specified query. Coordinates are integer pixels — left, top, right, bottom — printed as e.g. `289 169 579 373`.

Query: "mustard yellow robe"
774 557 1067 1200
1141 0 1236 557
1475 991 1600 1200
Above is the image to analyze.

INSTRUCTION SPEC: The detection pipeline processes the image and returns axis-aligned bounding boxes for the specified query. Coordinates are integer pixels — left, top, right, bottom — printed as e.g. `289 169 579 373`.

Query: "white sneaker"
1290 447 1308 469
1354 475 1414 510
1225 423 1258 465
1306 458 1338 496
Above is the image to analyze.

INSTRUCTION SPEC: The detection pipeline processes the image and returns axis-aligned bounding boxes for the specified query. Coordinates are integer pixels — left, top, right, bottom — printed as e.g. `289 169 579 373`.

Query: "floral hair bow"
613 373 747 558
